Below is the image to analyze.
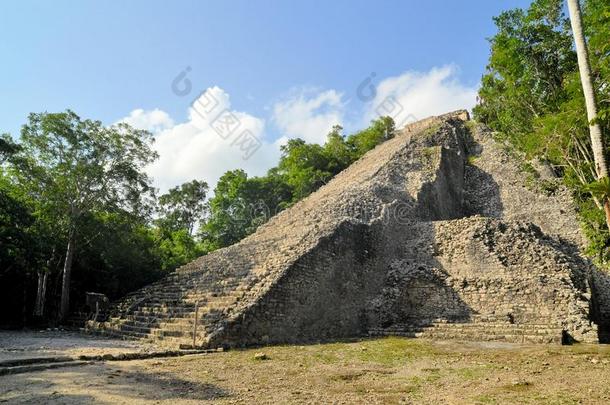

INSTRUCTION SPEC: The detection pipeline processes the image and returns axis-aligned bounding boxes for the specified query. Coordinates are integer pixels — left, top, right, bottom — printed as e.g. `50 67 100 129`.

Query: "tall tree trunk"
34 250 54 318
59 229 75 321
34 270 48 317
567 0 610 231
22 279 27 326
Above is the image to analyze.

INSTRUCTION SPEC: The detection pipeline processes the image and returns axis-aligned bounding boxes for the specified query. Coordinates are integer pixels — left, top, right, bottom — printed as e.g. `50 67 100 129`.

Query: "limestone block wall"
208 220 387 347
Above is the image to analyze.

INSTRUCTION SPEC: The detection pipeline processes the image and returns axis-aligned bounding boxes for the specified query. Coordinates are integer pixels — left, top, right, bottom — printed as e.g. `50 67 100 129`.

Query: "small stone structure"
88 111 610 347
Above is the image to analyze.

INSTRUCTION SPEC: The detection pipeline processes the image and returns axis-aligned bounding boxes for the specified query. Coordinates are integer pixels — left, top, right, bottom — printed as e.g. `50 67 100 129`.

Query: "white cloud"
119 87 281 194
272 89 344 144
118 108 174 133
117 66 476 193
364 65 477 128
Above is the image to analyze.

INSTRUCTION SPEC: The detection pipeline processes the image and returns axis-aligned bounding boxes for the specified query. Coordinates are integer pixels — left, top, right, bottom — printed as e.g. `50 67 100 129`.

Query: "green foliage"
584 0 610 127
346 116 395 158
474 0 577 153
157 179 208 235
198 116 396 251
0 110 161 322
0 107 396 324
475 0 610 266
276 116 395 204
153 179 209 272
156 228 204 273
278 139 334 201
200 169 293 250
0 134 20 162
73 211 164 299
0 183 38 275
584 177 610 200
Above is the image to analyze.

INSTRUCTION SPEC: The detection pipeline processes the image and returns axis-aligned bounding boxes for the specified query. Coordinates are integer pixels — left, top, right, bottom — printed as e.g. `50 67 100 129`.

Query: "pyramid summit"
88 111 610 347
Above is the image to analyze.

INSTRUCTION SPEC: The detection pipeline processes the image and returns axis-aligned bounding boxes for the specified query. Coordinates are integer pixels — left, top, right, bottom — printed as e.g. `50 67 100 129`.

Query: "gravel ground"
1 336 610 404
0 330 158 362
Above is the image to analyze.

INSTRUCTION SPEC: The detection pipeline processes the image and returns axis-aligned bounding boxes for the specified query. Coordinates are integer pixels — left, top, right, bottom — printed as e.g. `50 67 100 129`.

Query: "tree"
346 116 396 158
474 0 610 264
198 117 397 252
75 210 165 298
154 180 209 272
158 179 208 235
323 125 354 174
156 228 204 272
7 110 157 320
473 0 577 144
567 0 610 230
0 134 20 160
278 139 334 202
0 134 51 325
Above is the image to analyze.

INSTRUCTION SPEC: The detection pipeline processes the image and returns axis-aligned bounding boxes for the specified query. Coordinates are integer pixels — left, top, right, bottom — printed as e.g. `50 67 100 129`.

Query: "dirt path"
0 330 159 363
1 336 610 404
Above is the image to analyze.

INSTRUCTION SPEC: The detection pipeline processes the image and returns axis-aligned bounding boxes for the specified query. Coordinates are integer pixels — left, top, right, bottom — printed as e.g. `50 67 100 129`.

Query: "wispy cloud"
118 65 477 193
272 88 344 144
118 108 174 133
363 65 477 127
118 87 281 193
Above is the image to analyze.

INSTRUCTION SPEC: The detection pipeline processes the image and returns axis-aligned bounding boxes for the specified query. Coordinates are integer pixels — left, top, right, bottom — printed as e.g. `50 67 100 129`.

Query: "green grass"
422 123 443 137
474 394 498 404
353 337 440 366
285 337 440 367
453 366 488 380
464 120 479 132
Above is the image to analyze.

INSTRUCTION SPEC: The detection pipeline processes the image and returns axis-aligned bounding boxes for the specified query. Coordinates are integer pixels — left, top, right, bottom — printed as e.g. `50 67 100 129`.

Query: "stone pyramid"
88 111 610 347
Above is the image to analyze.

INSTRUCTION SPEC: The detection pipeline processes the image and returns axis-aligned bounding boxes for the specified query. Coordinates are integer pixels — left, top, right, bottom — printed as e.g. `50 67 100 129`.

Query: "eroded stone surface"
88 111 610 347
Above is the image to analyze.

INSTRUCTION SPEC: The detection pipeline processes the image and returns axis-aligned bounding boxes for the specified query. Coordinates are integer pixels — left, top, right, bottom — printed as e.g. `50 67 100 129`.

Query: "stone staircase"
87 258 262 347
368 317 563 345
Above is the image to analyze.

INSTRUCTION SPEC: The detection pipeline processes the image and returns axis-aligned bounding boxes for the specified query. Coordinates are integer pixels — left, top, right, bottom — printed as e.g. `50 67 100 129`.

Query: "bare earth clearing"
1 332 610 404
0 330 159 362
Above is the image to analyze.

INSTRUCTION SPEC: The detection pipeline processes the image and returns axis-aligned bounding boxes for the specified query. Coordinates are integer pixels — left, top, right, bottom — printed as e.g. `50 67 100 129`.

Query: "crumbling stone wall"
368 262 471 327
463 123 610 342
590 271 610 342
433 218 597 342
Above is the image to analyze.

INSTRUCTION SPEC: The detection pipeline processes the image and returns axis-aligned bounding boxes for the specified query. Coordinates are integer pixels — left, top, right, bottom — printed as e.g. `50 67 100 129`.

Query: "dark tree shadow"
4 363 232 403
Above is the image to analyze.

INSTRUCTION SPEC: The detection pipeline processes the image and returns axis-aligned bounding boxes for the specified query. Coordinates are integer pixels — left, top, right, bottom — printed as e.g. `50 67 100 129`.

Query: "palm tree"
567 0 610 231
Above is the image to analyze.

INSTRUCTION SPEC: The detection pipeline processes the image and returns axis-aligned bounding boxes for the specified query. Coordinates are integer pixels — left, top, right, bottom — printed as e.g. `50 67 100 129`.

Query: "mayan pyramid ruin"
88 111 610 348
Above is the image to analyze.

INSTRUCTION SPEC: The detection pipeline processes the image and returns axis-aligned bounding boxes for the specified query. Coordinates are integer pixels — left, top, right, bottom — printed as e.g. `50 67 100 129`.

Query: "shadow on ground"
0 362 231 403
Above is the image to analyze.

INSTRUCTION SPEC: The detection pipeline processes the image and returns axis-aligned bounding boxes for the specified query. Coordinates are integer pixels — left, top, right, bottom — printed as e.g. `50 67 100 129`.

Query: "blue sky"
0 0 532 191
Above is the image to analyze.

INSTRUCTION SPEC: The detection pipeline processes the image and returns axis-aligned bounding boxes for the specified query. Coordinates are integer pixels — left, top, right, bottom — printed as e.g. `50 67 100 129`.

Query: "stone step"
368 322 563 344
94 310 217 344
370 323 561 333
115 293 238 307
370 330 560 344
111 285 244 303
89 262 263 349
369 327 560 339
134 304 196 312
370 322 561 331
119 313 191 322
99 324 207 344
0 361 94 376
